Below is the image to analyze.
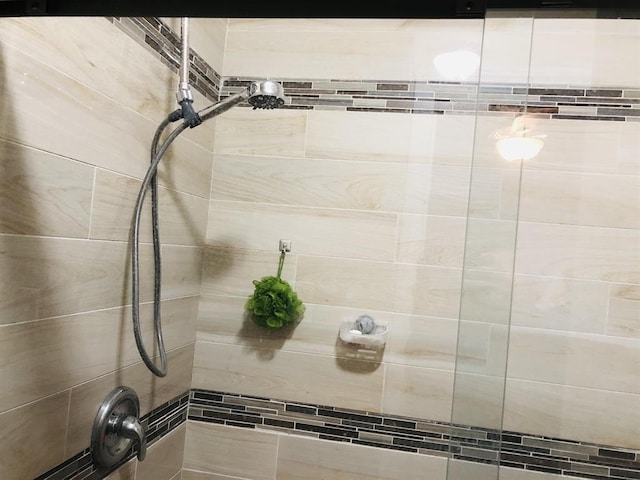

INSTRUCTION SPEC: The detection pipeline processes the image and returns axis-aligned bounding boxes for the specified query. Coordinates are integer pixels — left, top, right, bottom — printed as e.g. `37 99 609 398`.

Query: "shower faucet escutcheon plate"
91 386 147 468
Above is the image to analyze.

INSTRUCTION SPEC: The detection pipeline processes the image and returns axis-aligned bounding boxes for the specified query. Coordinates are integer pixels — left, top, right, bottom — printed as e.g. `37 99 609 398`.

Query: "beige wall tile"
207 201 397 261
161 17 227 75
503 379 640 449
182 471 239 480
213 108 306 157
524 119 640 175
90 168 208 245
451 373 505 430
464 219 518 273
607 284 640 338
198 295 457 372
184 422 278 480
448 459 499 480
198 295 354 359
456 321 509 377
0 39 212 197
0 297 195 413
0 139 93 237
0 235 153 324
227 17 466 34
520 170 640 229
396 214 466 268
224 29 415 80
480 17 534 84
530 19 640 88
105 459 136 480
306 110 475 165
404 165 470 216
0 41 152 179
224 18 482 82
499 466 565 480
467 167 521 221
0 17 124 99
394 264 463 318
384 313 458 371
0 391 69 480
136 424 186 480
156 137 214 199
65 344 193 456
193 342 384 412
295 256 462 319
515 222 640 283
201 247 297 297
511 275 608 334
0 16 214 151
211 154 407 212
383 364 453 421
276 434 447 479
459 270 513 325
161 246 205 300
508 327 640 395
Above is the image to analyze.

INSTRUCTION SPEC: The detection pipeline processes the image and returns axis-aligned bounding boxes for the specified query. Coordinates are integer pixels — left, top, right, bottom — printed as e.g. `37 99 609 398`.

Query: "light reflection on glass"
433 49 480 81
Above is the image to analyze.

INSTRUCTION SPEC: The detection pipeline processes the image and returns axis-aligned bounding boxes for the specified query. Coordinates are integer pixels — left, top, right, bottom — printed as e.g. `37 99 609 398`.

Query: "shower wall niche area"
0 12 639 480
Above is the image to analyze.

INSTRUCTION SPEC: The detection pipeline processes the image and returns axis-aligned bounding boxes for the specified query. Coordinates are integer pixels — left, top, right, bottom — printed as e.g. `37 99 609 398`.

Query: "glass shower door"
449 10 640 480
447 13 536 480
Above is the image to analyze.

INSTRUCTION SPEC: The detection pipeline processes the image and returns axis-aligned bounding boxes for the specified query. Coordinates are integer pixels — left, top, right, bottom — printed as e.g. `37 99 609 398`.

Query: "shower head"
197 79 286 123
247 80 285 110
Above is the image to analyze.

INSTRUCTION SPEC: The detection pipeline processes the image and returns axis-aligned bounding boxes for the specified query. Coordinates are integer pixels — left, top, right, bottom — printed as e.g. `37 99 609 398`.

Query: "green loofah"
246 250 305 329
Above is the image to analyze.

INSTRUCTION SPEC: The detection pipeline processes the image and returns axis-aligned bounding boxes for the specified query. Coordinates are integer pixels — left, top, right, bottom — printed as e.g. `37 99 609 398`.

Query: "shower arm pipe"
198 87 251 123
177 17 193 103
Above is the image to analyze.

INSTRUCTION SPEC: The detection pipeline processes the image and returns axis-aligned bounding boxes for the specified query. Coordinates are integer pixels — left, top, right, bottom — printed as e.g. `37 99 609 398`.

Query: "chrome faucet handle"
119 415 147 461
92 386 147 468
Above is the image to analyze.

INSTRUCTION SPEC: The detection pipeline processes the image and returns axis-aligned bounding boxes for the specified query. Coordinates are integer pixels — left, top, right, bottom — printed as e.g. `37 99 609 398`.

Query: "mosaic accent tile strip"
107 16 222 102
222 77 640 121
189 389 640 480
35 391 189 480
110 17 640 123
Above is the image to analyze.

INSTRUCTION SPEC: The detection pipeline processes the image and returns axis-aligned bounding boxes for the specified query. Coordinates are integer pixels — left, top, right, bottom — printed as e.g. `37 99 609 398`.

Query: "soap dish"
339 316 388 348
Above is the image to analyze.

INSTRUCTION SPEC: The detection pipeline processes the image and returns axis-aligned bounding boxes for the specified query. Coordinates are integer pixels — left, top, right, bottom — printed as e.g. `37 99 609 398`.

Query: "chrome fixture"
130 16 286 378
91 386 147 468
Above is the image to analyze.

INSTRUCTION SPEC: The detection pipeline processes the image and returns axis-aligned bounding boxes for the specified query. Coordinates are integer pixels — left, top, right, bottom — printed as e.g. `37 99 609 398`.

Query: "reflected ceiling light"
495 115 545 161
433 49 480 81
496 136 544 161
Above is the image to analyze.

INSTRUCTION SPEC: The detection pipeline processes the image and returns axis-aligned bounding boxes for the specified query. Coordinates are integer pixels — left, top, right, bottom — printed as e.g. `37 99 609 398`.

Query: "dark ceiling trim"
0 0 639 18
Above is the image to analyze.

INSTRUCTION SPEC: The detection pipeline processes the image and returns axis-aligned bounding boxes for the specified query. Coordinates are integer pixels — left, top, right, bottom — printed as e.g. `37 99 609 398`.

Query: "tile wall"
0 16 212 480
2 12 640 480
193 14 640 480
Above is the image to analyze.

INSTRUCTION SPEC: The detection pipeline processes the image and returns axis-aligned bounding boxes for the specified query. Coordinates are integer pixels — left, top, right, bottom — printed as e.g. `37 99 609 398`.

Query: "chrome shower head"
197 80 285 123
247 80 285 109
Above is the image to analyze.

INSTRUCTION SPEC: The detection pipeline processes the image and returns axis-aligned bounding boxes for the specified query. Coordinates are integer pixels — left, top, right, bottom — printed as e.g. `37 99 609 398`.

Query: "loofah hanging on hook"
245 249 305 329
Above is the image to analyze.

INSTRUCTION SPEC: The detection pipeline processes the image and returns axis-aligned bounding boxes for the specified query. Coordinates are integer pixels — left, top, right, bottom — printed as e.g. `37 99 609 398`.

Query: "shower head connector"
247 80 285 109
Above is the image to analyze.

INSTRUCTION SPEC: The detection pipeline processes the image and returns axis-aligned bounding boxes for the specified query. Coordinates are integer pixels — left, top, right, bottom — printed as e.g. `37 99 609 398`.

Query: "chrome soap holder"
339 315 388 348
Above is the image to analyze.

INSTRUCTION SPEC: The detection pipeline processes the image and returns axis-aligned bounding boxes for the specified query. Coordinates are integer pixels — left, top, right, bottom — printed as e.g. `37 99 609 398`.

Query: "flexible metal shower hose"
131 116 188 378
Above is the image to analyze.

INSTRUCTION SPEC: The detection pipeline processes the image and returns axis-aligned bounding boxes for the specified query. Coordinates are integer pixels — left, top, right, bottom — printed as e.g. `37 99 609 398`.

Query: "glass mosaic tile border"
35 391 189 480
109 16 640 123
107 16 222 102
188 389 640 480
34 387 640 480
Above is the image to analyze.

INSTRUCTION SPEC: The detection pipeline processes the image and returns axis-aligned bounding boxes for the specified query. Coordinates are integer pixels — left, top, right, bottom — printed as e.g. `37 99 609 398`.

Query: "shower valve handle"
118 415 147 461
92 387 147 468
